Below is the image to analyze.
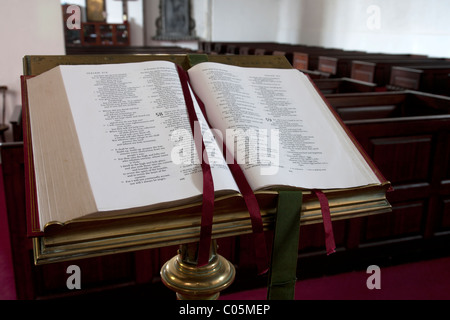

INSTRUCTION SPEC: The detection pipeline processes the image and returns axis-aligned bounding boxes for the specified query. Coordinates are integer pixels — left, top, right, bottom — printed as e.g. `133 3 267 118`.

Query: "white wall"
211 0 280 42
209 0 450 58
0 0 65 142
296 0 450 58
93 0 450 58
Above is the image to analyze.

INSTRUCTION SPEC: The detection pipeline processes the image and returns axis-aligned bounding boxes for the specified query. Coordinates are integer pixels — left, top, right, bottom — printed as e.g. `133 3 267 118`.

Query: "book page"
188 62 380 190
58 61 238 212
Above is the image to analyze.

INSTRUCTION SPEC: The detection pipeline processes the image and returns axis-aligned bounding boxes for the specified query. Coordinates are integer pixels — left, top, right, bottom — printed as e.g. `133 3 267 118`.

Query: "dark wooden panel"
33 252 135 295
350 61 375 83
390 67 423 90
336 91 450 247
370 135 432 184
326 91 450 122
441 198 450 230
318 56 338 74
441 133 450 181
1 143 34 299
390 65 450 96
325 91 407 114
363 200 425 242
351 59 448 86
337 105 399 121
298 220 346 252
316 53 427 76
293 52 308 70
66 45 193 55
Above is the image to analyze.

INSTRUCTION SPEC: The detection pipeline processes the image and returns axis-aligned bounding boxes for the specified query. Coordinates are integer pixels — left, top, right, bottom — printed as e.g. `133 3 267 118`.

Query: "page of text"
188 62 380 190
60 61 238 211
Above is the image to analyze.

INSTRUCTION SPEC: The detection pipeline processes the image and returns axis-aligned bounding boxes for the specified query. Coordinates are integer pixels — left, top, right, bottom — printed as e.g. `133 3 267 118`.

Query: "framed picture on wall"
86 0 106 22
154 0 197 40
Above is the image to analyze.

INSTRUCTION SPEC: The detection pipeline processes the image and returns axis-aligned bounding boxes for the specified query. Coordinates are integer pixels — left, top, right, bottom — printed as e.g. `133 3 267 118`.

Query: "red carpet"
221 256 450 300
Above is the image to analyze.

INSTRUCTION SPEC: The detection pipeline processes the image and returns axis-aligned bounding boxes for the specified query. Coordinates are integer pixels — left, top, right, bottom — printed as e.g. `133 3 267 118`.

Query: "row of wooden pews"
200 41 450 96
200 41 450 277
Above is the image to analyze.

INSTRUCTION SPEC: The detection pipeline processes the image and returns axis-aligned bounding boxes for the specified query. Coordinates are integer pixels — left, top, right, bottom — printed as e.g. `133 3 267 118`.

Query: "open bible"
24 58 390 254
22 55 390 264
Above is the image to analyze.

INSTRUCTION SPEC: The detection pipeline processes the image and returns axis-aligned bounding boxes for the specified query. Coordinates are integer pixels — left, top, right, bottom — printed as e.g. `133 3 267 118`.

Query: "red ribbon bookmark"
180 66 269 274
313 190 336 255
223 149 269 275
176 65 215 267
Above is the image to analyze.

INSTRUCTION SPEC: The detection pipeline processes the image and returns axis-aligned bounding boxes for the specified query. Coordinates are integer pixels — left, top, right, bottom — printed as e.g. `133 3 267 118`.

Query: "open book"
25 60 388 235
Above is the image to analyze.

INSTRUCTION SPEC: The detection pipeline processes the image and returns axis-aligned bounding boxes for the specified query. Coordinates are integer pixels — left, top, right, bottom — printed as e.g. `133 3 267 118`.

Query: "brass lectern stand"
23 54 391 300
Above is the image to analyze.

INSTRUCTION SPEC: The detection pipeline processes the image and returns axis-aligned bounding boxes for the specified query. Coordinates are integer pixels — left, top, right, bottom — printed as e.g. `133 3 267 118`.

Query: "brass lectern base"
160 241 235 300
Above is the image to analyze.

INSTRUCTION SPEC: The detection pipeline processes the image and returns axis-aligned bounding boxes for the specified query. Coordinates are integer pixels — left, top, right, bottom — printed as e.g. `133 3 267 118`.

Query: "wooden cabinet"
62 4 130 48
81 22 130 46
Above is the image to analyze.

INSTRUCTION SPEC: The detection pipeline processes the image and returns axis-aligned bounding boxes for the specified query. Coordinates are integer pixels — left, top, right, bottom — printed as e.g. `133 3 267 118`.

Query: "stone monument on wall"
154 0 197 40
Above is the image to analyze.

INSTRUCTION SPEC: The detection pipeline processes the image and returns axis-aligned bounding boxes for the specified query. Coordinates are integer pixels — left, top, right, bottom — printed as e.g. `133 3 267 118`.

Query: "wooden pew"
239 46 254 55
198 40 211 53
290 47 348 71
325 90 449 121
211 42 226 54
389 65 450 96
273 46 335 67
214 42 350 70
351 58 448 86
206 41 295 56
254 48 268 55
225 44 239 55
324 91 450 257
201 41 247 54
292 46 352 70
318 54 428 78
66 45 194 55
201 42 368 74
252 43 310 59
293 52 309 70
272 50 294 64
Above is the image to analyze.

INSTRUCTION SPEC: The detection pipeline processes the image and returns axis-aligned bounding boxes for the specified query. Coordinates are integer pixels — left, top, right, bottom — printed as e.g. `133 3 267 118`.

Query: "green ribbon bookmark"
267 190 303 300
